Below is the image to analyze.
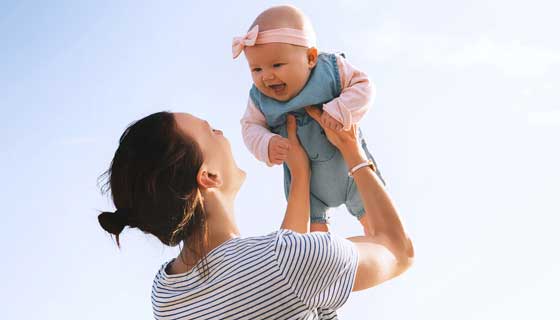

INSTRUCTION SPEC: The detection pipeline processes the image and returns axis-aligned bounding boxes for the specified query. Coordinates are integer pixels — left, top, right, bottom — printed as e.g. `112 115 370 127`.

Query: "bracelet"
348 160 376 177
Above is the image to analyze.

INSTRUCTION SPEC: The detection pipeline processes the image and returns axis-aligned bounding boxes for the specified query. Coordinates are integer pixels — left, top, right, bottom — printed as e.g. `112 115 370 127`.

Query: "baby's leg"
310 193 330 233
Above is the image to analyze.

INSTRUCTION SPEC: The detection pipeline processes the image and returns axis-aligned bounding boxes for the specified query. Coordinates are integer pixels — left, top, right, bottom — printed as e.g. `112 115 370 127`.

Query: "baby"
235 5 385 232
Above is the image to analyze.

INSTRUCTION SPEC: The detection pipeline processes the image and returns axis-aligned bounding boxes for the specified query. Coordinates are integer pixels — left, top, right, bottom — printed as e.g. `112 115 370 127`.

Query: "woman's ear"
307 47 318 68
197 168 223 190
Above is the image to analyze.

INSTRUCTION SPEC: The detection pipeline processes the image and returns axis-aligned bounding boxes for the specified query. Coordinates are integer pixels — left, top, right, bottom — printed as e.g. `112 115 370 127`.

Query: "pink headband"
232 25 316 59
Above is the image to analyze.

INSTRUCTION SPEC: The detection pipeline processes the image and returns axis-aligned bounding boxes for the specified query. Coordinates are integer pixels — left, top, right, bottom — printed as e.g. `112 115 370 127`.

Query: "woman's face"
174 113 245 192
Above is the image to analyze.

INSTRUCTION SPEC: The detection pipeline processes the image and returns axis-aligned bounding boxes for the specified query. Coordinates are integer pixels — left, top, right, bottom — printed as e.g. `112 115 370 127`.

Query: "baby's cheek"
252 79 264 91
250 73 259 84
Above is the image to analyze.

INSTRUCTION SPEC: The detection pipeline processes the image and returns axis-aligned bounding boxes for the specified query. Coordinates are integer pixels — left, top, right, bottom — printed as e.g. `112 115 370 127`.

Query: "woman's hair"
98 111 208 270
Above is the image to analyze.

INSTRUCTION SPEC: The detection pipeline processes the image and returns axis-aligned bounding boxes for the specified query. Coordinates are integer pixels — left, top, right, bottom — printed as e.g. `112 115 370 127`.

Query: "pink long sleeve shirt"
240 54 375 166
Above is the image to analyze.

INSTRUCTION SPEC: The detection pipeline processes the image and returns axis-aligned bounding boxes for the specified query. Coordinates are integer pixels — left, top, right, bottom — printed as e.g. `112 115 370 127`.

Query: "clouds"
528 110 560 126
346 19 560 78
445 37 560 77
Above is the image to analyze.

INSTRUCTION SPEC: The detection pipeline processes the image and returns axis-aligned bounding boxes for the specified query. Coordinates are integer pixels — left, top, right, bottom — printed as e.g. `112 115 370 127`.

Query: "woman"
98 107 414 319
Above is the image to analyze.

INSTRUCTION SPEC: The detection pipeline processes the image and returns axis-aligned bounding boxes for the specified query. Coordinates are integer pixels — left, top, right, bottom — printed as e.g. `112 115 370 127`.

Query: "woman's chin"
237 167 247 184
228 166 246 190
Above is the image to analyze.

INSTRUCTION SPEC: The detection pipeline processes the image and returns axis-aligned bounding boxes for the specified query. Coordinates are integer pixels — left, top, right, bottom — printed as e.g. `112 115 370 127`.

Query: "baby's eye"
272 63 284 68
252 67 262 72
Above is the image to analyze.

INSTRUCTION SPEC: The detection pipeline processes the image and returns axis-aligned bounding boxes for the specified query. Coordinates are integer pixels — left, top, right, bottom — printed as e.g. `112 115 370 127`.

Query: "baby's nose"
262 72 275 81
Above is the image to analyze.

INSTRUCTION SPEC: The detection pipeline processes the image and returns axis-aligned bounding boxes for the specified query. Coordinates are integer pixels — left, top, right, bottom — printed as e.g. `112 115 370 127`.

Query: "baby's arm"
322 54 375 130
241 98 290 166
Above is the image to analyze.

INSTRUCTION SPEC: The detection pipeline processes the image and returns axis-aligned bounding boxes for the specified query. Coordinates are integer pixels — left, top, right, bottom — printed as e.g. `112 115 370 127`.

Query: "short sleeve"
273 230 358 310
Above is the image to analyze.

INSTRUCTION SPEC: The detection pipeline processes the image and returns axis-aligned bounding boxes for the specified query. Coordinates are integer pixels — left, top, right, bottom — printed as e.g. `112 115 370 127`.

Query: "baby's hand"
268 135 291 165
320 111 343 131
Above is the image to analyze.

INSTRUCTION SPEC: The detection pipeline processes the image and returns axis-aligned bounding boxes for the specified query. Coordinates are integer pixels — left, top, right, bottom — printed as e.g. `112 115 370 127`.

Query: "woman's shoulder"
153 231 292 290
274 229 346 244
155 231 350 279
155 231 284 276
274 230 355 261
222 230 340 256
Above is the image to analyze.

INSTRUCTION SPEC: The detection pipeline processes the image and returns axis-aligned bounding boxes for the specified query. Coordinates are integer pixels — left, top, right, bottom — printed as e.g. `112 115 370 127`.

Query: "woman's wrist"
337 139 363 162
342 148 368 169
290 170 310 183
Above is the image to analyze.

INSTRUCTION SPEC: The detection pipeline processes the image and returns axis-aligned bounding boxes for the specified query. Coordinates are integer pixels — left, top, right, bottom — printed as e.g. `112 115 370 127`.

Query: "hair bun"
98 209 129 236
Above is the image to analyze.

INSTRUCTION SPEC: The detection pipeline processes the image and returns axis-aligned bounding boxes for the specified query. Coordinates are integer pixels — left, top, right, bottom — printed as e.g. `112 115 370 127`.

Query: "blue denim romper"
250 53 386 223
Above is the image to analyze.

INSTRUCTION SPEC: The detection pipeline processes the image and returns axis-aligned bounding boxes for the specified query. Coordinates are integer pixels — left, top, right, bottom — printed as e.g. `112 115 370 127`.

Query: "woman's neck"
206 191 239 235
170 190 240 274
204 189 241 241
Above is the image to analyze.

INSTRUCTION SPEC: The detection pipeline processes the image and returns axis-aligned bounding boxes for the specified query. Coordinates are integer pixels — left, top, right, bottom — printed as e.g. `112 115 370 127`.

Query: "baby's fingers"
277 152 288 161
274 147 289 157
276 138 291 151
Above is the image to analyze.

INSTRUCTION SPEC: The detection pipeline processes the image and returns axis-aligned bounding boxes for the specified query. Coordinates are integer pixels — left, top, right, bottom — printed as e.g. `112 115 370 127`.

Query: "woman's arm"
306 106 414 291
280 115 311 234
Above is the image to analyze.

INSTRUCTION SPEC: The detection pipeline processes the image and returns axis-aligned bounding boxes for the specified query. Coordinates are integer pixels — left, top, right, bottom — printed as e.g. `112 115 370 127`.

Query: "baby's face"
244 43 315 101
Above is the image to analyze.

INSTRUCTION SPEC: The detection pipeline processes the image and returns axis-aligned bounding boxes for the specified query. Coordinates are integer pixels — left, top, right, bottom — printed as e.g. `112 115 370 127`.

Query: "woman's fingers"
286 115 305 150
305 106 335 136
286 114 297 142
305 106 322 124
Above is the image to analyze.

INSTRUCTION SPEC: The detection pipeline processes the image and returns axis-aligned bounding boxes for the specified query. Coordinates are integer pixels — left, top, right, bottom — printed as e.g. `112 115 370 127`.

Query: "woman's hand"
284 114 310 179
305 106 365 166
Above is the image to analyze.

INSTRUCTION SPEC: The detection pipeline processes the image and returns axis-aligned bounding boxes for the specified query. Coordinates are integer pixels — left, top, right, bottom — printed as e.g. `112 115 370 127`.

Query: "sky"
1 0 559 319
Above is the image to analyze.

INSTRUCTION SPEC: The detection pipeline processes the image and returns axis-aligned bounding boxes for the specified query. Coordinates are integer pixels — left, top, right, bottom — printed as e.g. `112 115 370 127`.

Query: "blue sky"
1 0 559 319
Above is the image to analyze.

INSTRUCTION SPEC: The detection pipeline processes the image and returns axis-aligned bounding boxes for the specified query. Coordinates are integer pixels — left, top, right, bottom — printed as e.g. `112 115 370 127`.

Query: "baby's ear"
307 47 318 68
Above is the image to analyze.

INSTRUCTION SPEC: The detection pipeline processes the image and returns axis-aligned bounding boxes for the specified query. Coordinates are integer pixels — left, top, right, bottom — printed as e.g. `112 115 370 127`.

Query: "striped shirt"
151 229 358 319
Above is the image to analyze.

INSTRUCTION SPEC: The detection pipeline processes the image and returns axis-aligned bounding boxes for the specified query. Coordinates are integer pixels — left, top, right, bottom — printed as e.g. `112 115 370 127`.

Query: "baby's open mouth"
268 83 286 93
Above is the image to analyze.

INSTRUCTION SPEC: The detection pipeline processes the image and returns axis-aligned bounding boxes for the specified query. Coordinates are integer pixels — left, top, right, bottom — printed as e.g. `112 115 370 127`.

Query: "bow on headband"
232 25 316 59
232 25 259 59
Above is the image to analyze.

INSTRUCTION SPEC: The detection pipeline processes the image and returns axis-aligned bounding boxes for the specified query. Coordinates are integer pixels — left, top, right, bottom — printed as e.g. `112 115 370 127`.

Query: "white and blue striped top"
152 229 358 319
